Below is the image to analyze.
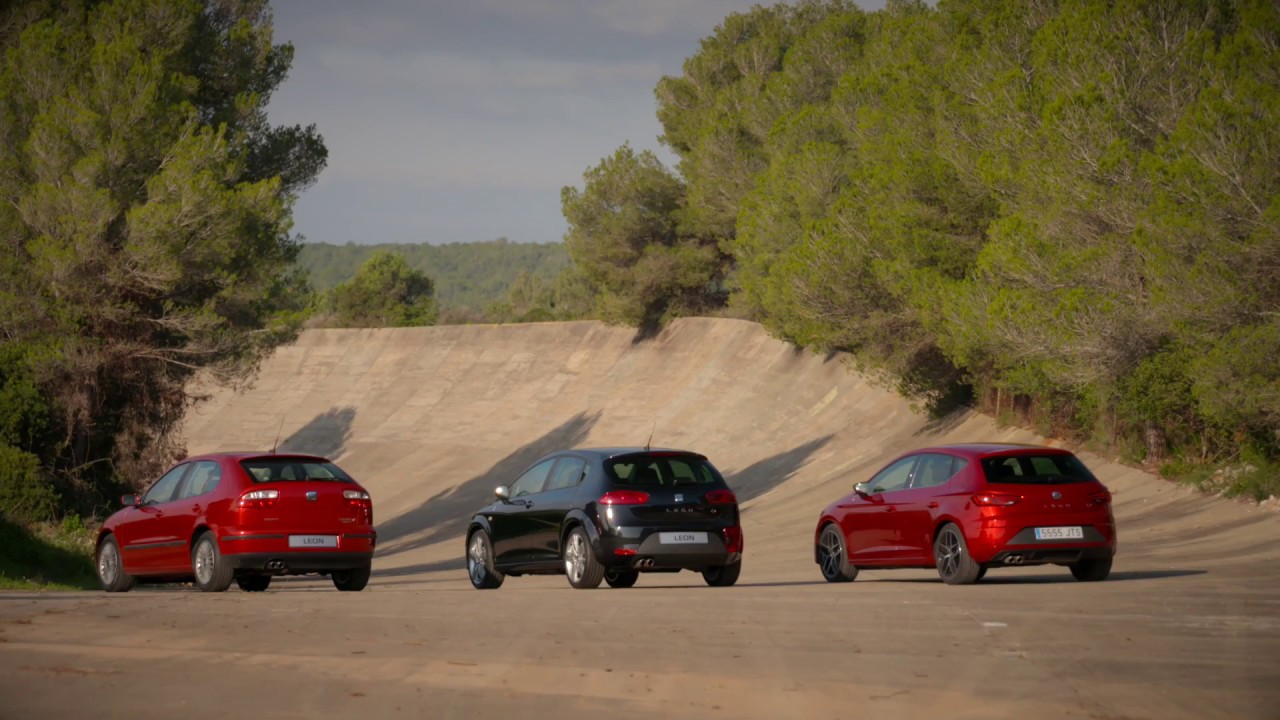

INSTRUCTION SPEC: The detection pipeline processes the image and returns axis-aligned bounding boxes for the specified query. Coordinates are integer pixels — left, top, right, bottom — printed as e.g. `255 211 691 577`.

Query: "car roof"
182 451 333 463
560 447 707 460
910 443 1072 459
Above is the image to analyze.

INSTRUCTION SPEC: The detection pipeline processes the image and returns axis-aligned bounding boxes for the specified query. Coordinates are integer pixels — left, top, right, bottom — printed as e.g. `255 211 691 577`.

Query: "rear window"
981 454 1097 484
240 458 353 483
605 453 724 487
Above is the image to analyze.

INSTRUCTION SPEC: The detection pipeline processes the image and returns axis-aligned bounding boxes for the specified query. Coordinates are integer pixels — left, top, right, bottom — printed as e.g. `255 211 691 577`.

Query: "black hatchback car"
465 448 743 589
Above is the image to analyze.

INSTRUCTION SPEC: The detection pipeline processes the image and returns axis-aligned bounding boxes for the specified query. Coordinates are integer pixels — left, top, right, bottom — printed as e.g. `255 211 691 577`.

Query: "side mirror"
853 482 872 498
494 485 511 502
121 494 138 507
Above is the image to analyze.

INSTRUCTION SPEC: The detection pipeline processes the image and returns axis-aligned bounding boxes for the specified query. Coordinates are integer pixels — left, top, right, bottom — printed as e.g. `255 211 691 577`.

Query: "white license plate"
288 535 338 548
1034 526 1084 540
659 532 708 545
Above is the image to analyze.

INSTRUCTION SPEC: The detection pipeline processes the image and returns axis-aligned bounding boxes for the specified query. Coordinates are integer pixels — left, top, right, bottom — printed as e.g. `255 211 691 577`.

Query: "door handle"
927 502 939 509
191 505 201 513
885 506 896 513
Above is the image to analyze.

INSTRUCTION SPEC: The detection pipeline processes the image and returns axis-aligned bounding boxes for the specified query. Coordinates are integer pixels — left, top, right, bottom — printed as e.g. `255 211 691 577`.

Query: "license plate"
288 535 337 548
1034 526 1084 540
659 532 707 544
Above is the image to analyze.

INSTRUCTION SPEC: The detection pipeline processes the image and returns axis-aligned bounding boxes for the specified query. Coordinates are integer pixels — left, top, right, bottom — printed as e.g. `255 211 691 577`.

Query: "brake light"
599 490 650 505
238 489 279 509
704 489 737 505
614 548 637 556
1089 490 1112 506
722 525 743 554
972 492 1020 507
344 489 373 523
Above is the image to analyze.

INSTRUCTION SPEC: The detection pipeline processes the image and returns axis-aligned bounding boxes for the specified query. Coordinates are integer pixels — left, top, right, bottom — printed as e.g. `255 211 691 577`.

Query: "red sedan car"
814 444 1116 584
95 453 376 593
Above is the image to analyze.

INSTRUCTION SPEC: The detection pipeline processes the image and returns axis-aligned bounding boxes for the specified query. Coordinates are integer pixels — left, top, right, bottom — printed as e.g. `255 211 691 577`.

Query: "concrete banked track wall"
182 318 1279 581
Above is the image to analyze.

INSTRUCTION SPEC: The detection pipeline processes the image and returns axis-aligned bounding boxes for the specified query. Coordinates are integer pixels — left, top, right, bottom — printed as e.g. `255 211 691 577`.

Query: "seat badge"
675 493 683 503
306 491 318 502
1051 491 1062 500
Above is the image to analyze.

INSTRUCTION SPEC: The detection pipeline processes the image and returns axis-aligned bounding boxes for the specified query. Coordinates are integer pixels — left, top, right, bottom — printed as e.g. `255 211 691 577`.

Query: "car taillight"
972 492 1020 507
344 489 373 522
238 489 279 509
704 489 737 505
722 525 743 554
599 490 650 505
1089 490 1112 506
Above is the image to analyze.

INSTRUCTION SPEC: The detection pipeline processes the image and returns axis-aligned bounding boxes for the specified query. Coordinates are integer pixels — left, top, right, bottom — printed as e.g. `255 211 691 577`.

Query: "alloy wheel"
194 540 216 586
468 533 488 585
819 530 844 579
98 541 119 585
565 533 586 583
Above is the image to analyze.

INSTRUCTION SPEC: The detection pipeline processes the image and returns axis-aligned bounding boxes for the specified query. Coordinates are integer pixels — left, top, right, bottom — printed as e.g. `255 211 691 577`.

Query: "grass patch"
1162 456 1280 503
0 514 97 591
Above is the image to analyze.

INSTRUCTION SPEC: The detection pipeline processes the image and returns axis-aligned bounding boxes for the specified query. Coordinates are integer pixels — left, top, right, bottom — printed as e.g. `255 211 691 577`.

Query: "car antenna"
270 416 286 454
645 421 656 451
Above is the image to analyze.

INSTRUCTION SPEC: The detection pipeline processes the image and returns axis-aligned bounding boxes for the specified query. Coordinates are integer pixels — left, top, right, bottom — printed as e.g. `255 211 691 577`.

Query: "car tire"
332 564 372 592
1069 557 1112 582
563 526 604 589
933 523 982 585
96 535 135 593
466 530 504 590
192 532 234 592
817 524 858 583
702 560 741 587
604 570 639 589
236 575 272 592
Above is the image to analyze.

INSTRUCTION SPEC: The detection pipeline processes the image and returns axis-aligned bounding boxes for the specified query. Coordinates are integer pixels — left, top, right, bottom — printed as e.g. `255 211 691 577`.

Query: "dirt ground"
3 319 1277 719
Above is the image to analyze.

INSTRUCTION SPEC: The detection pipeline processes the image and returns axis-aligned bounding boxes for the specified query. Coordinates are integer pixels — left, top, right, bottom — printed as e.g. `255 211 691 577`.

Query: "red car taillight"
972 492 1021 507
238 489 279 509
599 490 650 505
722 525 743 554
1088 490 1112 507
344 489 373 523
704 489 737 504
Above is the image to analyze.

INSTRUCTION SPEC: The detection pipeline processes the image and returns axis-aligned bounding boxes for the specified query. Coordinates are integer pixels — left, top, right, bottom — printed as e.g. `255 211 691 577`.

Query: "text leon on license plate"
1034 526 1084 540
288 534 338 548
659 531 708 544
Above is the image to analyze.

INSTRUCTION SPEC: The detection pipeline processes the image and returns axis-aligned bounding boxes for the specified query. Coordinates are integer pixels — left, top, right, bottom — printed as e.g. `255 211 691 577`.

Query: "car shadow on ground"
875 569 1207 584
374 411 601 558
724 435 835 504
276 406 356 458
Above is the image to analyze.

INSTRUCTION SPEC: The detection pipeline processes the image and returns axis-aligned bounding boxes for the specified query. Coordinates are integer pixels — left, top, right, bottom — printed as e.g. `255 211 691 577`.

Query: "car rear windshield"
605 453 724 487
240 458 353 483
981 454 1097 484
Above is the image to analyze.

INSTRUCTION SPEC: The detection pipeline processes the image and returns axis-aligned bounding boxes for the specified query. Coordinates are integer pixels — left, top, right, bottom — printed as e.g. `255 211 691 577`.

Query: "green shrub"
0 444 59 523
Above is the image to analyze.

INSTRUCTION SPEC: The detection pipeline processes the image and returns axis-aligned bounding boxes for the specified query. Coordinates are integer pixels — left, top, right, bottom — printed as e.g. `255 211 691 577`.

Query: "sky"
267 0 883 246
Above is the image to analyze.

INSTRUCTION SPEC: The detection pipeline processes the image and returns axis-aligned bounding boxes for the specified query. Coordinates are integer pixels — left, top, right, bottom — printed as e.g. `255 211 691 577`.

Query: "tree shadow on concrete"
724 435 834 504
375 411 601 558
913 407 969 438
276 406 356 458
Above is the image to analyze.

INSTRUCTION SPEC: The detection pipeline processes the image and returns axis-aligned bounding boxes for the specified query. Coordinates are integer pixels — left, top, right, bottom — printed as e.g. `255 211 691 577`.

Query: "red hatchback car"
814 444 1116 585
95 453 376 593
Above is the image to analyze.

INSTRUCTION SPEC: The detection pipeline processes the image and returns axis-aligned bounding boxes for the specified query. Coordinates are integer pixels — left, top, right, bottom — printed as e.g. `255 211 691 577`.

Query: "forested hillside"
563 0 1280 497
297 240 571 312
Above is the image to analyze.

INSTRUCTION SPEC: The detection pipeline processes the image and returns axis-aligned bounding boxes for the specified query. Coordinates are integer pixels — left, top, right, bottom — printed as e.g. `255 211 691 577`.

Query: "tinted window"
545 457 586 492
143 464 189 505
180 461 222 499
912 454 968 489
982 454 1096 484
511 459 555 497
605 454 723 487
867 456 916 493
240 458 353 483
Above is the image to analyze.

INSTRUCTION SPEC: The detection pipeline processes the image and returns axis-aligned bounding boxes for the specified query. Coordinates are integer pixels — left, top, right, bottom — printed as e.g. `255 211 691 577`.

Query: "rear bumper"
597 526 739 571
971 520 1117 564
224 551 373 574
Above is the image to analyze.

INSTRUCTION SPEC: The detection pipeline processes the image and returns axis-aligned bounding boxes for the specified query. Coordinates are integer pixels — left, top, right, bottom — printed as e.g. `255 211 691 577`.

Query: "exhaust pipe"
1004 555 1024 565
264 559 287 572
633 558 654 569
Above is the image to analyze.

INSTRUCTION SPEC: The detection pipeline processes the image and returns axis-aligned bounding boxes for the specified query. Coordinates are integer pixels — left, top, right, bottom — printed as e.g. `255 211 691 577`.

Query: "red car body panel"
98 453 375 581
815 444 1116 570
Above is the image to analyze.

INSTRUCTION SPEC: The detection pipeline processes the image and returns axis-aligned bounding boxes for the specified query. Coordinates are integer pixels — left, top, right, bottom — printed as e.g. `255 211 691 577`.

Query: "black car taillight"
722 525 743 554
704 489 737 505
599 490 649 505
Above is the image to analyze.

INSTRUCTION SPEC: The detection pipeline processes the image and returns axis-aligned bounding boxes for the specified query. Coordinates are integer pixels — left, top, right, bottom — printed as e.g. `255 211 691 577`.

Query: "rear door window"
179 461 222 499
545 457 586 492
605 454 723 487
982 454 1096 484
912 454 967 489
